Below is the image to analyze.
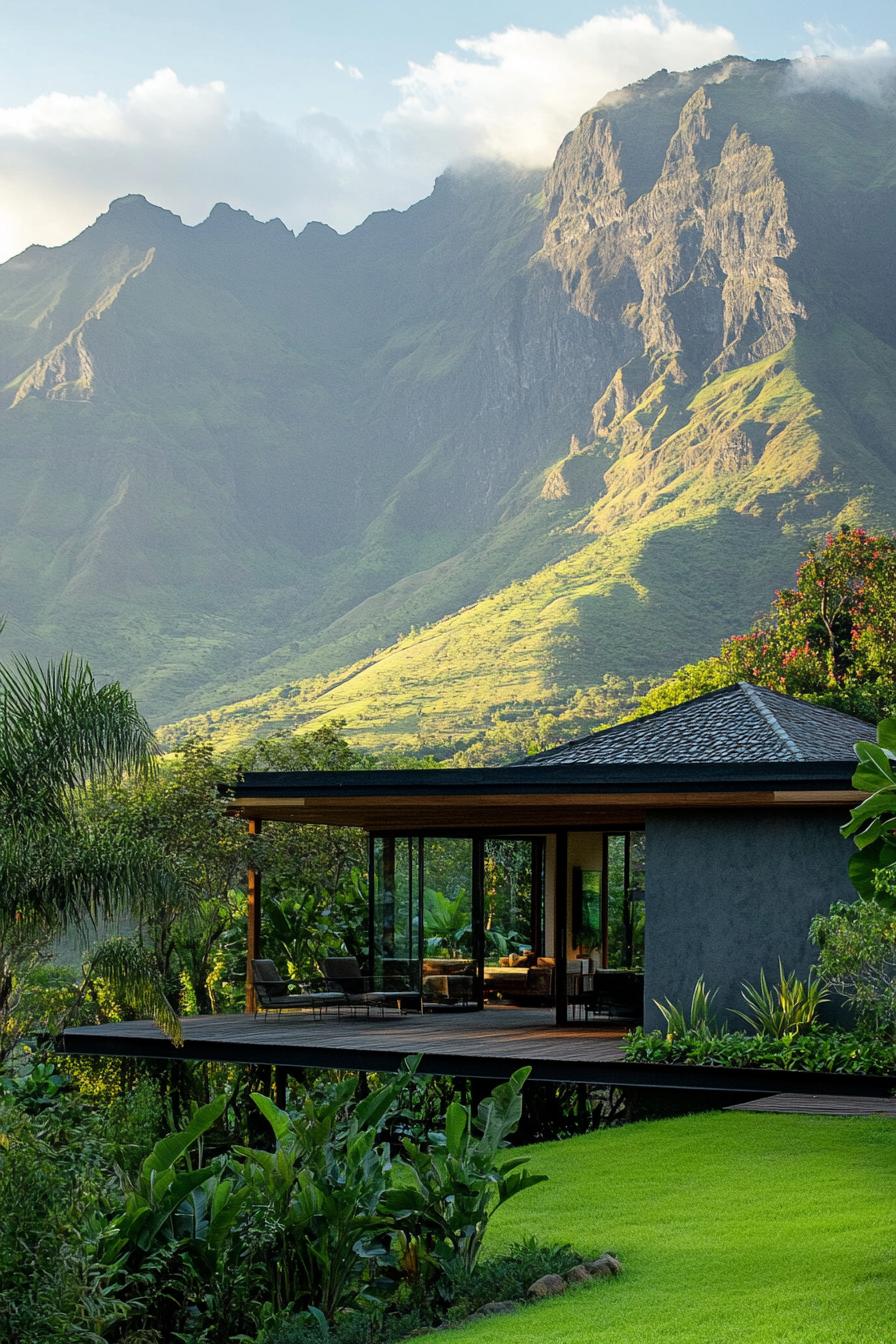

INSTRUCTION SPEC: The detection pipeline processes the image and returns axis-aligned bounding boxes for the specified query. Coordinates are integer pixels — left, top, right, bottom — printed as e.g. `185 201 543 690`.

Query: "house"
228 683 870 1029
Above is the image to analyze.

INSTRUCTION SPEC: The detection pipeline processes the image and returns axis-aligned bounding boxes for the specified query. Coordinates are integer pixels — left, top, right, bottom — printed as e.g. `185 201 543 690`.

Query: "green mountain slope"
4 56 896 752
164 322 896 753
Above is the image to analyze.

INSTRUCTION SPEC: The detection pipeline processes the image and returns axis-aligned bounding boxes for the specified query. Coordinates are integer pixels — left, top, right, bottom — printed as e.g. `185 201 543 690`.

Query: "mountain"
3 56 896 754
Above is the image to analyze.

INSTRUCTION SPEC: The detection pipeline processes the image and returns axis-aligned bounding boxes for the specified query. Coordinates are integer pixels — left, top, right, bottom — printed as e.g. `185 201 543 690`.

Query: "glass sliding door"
371 836 419 991
368 834 549 1009
370 835 480 1007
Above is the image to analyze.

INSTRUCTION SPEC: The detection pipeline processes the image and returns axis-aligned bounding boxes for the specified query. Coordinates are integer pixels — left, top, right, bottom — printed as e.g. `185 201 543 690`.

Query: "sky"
0 1 894 260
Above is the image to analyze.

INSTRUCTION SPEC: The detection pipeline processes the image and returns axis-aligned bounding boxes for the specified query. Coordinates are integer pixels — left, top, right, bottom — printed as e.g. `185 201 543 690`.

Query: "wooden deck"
62 1007 896 1096
64 1007 630 1085
726 1092 896 1118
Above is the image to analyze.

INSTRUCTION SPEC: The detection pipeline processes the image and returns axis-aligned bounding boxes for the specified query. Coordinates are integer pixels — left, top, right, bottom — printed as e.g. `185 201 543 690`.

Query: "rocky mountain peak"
199 202 293 241
540 76 804 384
102 194 182 226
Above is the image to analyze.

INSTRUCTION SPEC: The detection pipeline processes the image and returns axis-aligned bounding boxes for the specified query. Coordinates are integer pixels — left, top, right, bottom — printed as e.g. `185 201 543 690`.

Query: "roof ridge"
515 682 745 765
735 681 873 728
737 682 804 761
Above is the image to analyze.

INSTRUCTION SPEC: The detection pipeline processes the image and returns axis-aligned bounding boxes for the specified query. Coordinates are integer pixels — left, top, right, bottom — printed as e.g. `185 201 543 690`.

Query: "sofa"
483 955 555 1003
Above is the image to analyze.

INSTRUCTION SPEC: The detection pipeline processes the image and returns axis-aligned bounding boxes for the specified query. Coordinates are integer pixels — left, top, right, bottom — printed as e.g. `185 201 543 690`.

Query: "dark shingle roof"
519 683 872 767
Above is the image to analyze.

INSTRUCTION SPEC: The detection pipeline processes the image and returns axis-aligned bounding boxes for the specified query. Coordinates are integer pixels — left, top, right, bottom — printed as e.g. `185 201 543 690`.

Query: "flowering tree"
723 527 896 698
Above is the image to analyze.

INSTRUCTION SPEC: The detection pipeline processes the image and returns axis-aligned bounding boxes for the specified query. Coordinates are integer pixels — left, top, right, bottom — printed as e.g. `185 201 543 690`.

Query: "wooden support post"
245 817 263 1014
554 830 569 1027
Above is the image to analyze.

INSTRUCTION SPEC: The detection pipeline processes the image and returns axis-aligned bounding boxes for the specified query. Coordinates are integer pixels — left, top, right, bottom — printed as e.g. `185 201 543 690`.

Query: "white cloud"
334 60 364 81
792 24 895 103
0 9 737 260
388 9 734 167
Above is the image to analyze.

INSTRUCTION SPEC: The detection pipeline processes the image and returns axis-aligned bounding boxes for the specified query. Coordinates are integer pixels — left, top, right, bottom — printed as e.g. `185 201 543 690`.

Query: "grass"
414 1110 896 1344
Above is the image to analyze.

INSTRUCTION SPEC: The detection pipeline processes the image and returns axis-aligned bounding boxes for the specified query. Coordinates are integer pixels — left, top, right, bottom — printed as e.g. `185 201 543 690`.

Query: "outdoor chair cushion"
263 991 344 1009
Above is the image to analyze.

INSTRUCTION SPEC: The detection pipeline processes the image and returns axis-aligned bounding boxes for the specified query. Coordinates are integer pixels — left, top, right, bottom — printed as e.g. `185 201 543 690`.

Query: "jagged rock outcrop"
541 80 805 387
11 247 155 404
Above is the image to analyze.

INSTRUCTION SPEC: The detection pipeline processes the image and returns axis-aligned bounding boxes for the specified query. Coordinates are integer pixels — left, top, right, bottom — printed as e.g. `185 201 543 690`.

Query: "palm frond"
0 654 157 825
0 819 178 936
83 935 182 1044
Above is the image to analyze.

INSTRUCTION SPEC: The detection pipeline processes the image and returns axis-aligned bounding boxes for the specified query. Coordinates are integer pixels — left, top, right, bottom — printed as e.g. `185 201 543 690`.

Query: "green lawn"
421 1110 896 1344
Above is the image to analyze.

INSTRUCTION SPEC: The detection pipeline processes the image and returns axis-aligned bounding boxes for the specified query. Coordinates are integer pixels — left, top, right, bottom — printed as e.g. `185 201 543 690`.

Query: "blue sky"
0 2 892 258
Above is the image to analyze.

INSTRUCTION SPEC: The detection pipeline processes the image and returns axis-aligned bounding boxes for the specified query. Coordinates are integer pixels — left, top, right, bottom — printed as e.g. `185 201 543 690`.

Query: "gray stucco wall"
643 807 856 1031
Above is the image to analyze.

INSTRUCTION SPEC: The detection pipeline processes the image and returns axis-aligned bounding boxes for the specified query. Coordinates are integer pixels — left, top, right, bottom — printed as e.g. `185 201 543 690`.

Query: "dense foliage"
811 900 896 1036
628 958 893 1076
4 720 386 1049
622 1024 896 1076
0 1061 547 1344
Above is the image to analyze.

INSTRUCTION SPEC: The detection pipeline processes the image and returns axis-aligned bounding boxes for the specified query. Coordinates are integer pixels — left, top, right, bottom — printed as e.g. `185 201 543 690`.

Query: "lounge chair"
251 958 345 1020
323 956 422 1016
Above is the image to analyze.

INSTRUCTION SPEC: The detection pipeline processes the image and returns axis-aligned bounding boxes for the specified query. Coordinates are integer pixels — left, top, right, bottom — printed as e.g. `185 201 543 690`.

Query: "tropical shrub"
422 888 472 956
734 962 829 1038
264 888 358 984
811 900 896 1037
384 1067 545 1288
263 1239 584 1344
654 976 718 1039
0 1057 69 1108
623 1024 896 1076
235 1070 414 1322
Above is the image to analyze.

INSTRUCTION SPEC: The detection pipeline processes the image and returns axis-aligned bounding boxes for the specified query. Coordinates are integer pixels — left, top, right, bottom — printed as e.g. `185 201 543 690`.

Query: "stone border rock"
464 1251 623 1325
412 1253 623 1334
528 1253 621 1298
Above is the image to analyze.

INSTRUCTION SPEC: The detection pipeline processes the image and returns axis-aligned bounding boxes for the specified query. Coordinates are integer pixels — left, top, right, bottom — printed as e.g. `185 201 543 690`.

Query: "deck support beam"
245 817 263 1014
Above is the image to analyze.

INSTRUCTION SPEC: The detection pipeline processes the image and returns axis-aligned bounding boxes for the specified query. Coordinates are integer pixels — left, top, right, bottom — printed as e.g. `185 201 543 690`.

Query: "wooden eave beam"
226 788 862 830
